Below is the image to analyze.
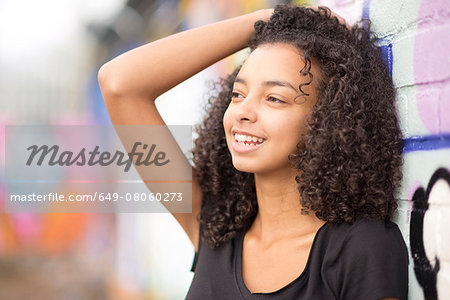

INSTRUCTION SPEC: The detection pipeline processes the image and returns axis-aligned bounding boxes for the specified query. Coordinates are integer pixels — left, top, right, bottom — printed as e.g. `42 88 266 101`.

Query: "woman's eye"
267 96 285 103
231 92 244 99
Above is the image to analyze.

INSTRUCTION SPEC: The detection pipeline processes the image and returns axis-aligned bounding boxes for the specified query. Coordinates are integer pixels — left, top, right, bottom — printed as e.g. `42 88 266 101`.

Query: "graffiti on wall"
406 0 450 299
357 0 450 299
410 168 450 300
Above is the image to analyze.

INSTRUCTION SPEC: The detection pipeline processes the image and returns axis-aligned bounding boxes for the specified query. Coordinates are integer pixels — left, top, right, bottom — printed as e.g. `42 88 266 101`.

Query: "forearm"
98 9 271 100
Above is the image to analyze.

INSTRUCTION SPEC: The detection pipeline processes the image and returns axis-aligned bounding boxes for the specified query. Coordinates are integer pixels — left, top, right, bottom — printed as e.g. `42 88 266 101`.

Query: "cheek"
272 114 307 147
275 114 305 133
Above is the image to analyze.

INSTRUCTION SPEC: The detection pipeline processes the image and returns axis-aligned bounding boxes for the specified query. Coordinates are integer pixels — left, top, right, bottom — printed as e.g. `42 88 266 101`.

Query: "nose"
234 94 258 122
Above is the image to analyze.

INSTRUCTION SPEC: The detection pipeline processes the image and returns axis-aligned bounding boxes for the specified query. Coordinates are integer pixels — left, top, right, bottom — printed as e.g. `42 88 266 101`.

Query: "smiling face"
223 42 321 175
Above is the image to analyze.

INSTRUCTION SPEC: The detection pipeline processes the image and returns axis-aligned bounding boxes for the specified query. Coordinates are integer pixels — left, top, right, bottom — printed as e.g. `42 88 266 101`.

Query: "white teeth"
234 133 265 144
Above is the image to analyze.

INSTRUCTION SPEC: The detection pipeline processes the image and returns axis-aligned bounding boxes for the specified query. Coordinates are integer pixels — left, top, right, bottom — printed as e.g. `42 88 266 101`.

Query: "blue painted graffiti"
403 134 450 153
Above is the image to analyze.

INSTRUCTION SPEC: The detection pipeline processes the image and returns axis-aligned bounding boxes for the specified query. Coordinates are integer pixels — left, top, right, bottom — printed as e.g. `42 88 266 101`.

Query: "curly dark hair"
192 4 403 249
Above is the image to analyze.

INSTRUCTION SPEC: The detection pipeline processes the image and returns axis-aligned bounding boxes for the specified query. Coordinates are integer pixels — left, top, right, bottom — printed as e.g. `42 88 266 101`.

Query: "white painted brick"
408 276 425 300
391 31 416 88
393 201 411 241
370 0 421 38
396 85 430 137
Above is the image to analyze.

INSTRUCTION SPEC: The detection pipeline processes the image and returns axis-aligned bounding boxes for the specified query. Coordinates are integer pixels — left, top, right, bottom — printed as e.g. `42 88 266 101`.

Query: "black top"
186 216 409 300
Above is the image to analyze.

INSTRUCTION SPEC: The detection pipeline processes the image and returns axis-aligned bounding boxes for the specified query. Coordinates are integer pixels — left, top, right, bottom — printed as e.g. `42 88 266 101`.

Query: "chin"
231 160 258 174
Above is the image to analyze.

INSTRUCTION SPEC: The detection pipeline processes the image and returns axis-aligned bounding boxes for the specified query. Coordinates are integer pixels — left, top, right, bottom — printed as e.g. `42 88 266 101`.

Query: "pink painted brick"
334 0 353 6
416 0 450 27
416 86 441 134
441 82 450 133
414 23 450 85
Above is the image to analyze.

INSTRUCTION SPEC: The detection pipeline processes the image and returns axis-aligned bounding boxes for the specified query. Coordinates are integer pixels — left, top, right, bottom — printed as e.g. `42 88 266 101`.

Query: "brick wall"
317 0 450 299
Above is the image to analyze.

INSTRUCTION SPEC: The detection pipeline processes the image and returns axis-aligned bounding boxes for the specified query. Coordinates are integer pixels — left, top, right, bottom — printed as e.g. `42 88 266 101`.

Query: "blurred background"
0 0 308 299
0 0 448 299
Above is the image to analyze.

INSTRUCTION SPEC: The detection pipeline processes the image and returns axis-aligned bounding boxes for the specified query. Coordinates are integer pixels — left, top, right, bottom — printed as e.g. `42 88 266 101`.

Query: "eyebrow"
234 77 298 93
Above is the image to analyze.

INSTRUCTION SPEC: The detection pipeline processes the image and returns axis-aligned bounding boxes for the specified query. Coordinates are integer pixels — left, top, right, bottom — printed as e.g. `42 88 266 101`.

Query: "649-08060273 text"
9 192 184 202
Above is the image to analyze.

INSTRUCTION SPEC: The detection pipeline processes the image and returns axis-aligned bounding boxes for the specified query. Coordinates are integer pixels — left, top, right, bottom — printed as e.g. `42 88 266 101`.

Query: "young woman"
99 4 408 299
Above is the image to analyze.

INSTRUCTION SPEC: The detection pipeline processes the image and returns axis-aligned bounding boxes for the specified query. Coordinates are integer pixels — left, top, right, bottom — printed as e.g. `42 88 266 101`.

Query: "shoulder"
324 216 409 266
320 216 409 266
327 216 406 249
315 216 409 271
324 216 409 299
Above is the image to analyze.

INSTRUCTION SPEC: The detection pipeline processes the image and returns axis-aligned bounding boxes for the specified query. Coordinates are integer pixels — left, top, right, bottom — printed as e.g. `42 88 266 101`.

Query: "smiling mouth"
234 133 266 146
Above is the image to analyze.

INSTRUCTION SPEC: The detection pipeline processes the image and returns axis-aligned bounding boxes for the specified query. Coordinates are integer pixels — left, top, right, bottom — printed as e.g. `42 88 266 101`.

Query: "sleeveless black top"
186 216 408 299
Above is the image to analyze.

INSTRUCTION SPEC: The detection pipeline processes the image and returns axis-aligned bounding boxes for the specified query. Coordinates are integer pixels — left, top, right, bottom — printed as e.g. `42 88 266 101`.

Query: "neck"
250 168 325 245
